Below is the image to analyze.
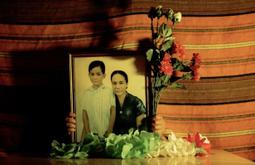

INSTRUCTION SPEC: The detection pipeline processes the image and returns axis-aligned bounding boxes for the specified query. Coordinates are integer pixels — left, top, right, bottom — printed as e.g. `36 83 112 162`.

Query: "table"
0 150 254 165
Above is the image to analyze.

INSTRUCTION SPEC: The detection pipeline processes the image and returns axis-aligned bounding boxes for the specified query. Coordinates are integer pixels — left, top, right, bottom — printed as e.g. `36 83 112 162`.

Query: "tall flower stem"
152 89 161 116
151 74 162 116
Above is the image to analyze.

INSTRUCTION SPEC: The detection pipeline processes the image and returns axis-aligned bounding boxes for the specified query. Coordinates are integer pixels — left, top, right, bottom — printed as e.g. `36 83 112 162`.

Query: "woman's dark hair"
111 70 128 83
88 60 105 74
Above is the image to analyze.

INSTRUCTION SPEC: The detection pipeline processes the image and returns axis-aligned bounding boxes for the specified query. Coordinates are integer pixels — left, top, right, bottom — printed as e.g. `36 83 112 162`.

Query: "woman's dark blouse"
113 93 146 134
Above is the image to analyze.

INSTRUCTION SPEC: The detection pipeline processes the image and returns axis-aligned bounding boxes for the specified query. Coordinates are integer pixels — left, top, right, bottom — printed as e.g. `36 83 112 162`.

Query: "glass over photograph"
69 53 148 142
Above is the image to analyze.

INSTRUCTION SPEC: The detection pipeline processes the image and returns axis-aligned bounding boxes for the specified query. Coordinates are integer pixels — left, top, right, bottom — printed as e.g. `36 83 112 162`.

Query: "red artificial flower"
171 42 185 60
192 53 201 68
159 53 173 76
162 52 171 62
199 143 211 156
185 133 199 145
193 68 200 81
191 53 201 81
159 61 173 76
184 132 211 156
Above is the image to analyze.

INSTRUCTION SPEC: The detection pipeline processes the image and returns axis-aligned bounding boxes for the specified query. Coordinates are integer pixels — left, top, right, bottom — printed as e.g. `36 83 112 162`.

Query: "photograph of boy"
79 60 115 140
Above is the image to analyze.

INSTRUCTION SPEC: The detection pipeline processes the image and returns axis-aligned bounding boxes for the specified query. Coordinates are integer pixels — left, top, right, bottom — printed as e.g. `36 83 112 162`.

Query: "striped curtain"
0 0 254 160
158 13 255 160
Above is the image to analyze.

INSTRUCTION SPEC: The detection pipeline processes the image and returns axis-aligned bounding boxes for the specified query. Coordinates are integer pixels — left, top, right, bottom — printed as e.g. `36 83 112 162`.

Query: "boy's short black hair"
88 60 105 74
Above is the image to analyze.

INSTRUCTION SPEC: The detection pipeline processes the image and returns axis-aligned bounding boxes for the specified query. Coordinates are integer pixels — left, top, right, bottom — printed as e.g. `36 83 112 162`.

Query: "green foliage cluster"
105 129 161 159
50 133 105 159
50 130 161 159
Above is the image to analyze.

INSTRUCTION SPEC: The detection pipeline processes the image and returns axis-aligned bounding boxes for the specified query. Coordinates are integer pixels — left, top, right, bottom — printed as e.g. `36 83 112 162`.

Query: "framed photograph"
69 52 149 142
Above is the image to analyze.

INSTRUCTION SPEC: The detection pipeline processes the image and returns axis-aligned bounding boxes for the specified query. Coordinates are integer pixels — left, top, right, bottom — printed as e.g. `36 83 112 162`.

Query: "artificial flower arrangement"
146 6 201 115
50 6 210 159
50 130 211 159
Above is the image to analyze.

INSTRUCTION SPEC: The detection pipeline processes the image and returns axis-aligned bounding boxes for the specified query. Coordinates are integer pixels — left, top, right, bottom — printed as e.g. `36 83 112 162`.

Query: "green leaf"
64 143 77 153
82 133 105 153
51 140 64 153
170 82 186 89
80 144 90 153
158 23 172 38
121 144 133 158
58 153 74 159
155 77 163 88
165 36 174 42
74 151 88 159
146 49 153 61
164 27 172 38
158 23 166 36
163 75 170 85
161 40 172 51
158 24 164 36
183 72 192 80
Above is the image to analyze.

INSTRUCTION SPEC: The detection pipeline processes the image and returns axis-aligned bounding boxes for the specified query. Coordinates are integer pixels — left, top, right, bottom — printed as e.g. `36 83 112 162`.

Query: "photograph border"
69 51 150 142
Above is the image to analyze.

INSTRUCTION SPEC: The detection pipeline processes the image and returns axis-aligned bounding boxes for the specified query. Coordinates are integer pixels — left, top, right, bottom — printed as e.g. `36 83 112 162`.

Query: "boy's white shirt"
80 84 115 137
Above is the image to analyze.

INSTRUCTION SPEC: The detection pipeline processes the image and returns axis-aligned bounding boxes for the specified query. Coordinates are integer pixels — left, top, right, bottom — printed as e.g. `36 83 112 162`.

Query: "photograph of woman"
111 70 147 134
